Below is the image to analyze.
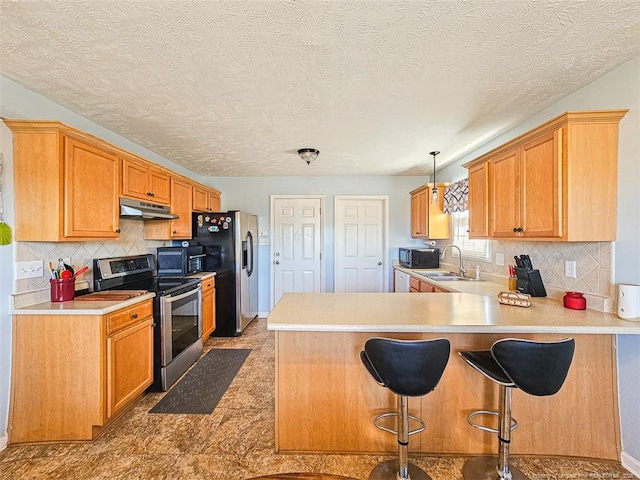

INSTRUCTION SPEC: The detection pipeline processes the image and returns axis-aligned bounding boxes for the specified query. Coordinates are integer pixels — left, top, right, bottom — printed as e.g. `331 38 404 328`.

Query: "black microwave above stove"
157 246 205 276
399 248 440 269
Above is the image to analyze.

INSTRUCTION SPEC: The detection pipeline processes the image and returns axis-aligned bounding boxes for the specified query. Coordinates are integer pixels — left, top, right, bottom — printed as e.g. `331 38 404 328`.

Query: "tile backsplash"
439 240 615 313
13 219 169 307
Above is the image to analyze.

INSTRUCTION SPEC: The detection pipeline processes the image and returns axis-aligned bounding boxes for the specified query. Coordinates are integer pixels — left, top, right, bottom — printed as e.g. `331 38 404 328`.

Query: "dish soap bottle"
475 265 481 281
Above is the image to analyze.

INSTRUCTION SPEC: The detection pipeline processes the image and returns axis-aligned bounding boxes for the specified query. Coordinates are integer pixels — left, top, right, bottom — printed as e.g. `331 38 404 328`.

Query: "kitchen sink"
418 273 484 282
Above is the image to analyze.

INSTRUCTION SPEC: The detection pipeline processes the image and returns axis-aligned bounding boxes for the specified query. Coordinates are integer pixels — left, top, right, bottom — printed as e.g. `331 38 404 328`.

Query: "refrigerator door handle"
247 230 254 277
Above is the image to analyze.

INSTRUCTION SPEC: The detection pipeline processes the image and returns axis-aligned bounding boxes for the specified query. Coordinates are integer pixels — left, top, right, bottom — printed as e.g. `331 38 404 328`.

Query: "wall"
438 55 640 472
206 176 430 314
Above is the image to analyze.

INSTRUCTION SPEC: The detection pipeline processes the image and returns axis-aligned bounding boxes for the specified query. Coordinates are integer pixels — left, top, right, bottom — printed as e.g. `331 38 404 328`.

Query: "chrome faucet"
441 244 467 277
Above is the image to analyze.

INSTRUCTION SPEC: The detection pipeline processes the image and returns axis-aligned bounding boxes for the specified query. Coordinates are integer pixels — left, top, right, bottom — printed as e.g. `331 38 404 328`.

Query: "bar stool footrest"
373 411 426 436
467 409 518 435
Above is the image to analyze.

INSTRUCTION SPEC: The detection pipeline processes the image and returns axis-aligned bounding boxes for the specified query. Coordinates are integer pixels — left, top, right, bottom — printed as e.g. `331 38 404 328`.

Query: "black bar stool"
360 337 450 480
459 337 575 480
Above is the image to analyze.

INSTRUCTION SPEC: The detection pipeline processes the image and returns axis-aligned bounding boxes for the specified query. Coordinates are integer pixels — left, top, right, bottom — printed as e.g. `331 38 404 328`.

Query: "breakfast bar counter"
268 292 640 460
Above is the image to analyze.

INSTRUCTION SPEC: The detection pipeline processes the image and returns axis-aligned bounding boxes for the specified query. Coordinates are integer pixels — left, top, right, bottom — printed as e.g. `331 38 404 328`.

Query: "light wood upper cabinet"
144 176 193 240
464 110 627 241
5 121 121 241
467 162 489 238
193 184 222 213
10 299 153 444
122 156 171 205
410 183 450 239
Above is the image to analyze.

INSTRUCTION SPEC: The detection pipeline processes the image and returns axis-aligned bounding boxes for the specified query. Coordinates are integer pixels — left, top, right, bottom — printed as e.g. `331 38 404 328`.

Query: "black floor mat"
149 348 251 414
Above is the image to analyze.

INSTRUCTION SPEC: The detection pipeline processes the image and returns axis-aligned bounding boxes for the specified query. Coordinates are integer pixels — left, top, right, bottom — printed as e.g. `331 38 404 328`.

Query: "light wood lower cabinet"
201 275 216 340
275 331 620 460
9 300 153 444
409 276 447 293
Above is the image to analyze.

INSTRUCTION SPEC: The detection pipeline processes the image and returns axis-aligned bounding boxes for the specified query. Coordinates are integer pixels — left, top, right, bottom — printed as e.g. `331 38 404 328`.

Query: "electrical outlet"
495 253 505 266
564 260 577 278
16 260 44 279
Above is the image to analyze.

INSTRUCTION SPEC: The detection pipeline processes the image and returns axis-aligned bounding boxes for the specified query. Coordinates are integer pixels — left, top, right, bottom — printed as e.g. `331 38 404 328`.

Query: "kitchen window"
451 211 491 262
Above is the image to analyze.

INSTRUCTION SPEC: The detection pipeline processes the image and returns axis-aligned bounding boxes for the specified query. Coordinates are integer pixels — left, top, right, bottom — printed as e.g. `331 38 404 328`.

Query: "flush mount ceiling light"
298 148 320 165
429 150 440 205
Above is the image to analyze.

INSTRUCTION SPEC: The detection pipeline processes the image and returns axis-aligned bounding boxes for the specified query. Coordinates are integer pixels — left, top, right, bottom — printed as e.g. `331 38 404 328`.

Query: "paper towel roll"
618 284 640 320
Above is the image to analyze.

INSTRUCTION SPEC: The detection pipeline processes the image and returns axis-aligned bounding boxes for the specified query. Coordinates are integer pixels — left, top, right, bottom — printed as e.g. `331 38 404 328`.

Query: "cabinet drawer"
419 281 436 293
201 277 215 293
107 300 153 335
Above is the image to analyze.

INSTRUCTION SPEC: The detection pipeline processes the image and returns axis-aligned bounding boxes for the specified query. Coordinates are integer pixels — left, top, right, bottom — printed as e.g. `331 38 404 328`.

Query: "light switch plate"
16 260 44 279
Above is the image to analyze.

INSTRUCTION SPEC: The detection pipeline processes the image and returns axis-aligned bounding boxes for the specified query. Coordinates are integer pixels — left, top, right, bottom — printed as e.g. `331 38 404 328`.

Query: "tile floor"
0 319 635 480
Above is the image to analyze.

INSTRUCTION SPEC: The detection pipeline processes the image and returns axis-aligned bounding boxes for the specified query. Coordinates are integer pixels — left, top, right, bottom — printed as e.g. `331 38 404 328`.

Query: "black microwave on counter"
157 246 205 276
398 248 440 269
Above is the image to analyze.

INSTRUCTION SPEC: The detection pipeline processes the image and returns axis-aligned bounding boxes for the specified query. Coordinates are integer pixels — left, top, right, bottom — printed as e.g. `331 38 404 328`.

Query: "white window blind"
451 211 491 262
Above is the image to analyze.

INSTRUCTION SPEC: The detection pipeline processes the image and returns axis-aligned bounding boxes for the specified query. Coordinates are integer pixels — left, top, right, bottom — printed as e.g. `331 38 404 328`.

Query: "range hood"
119 198 179 220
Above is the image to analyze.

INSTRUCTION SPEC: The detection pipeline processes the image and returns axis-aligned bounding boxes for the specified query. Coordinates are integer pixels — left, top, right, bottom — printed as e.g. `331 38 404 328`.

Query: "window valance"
443 178 469 214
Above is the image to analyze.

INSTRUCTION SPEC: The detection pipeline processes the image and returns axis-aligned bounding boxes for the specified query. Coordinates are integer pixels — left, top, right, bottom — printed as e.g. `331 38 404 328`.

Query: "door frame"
269 195 325 311
333 195 390 293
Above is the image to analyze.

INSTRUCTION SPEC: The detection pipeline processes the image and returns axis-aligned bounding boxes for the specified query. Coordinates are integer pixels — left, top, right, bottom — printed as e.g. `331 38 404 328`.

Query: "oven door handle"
163 285 202 304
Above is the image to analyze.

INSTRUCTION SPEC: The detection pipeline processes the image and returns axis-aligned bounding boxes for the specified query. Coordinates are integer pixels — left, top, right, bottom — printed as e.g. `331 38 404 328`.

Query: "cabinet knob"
378 262 382 265
147 192 152 196
172 230 177 234
513 227 523 233
274 260 280 265
115 229 121 233
131 313 138 319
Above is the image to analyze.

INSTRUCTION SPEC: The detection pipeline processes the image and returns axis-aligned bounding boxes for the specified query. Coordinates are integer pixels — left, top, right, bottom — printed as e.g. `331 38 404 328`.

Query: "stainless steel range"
93 254 202 391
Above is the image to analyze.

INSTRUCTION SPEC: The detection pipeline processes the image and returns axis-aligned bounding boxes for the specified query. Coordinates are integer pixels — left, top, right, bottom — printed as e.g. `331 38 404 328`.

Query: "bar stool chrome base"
369 459 431 480
463 456 529 480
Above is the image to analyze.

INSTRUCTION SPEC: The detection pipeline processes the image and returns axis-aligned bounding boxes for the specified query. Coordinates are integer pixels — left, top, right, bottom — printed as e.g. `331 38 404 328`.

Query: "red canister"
564 292 586 310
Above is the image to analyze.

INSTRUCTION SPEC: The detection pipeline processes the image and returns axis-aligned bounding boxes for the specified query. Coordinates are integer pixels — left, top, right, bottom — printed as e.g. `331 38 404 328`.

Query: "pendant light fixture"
429 151 440 205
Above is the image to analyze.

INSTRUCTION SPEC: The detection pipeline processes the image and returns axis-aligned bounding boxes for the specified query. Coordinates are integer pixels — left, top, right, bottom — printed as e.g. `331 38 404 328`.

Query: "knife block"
515 267 547 297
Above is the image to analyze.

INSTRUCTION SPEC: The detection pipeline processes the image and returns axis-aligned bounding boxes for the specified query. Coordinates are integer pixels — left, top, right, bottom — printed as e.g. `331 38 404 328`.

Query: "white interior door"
271 196 324 309
334 196 388 293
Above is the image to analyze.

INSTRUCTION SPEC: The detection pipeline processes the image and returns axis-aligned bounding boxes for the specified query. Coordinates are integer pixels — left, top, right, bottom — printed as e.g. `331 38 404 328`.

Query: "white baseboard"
621 451 640 478
0 432 7 452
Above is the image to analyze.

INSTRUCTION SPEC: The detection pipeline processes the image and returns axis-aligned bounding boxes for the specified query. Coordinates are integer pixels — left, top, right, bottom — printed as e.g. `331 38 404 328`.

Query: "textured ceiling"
1 0 640 177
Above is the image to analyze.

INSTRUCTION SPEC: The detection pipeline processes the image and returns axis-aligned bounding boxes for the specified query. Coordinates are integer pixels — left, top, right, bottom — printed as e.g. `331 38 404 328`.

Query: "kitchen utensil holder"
515 267 547 297
50 278 75 302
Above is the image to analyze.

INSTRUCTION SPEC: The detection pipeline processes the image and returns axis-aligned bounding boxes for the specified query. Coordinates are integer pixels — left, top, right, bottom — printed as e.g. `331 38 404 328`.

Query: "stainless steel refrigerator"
190 211 258 336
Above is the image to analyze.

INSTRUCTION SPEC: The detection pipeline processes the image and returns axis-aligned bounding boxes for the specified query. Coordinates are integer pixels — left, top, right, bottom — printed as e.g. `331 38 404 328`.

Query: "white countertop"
267 292 640 334
12 292 156 316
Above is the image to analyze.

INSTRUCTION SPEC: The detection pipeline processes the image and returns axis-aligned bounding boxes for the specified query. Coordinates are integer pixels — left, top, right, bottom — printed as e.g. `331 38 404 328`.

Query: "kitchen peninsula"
268 292 640 461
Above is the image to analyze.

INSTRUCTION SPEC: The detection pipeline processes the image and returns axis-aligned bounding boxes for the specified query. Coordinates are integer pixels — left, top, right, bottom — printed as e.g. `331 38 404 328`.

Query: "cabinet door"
170 177 193 238
468 163 489 238
520 130 562 237
148 168 171 205
106 318 153 419
411 188 428 238
489 148 520 237
202 280 216 341
208 191 221 212
193 185 209 212
122 157 151 201
64 137 120 238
